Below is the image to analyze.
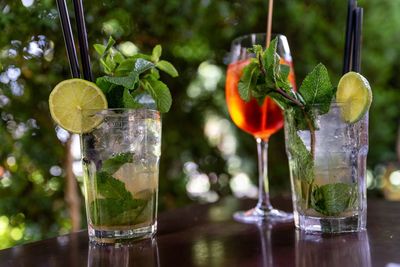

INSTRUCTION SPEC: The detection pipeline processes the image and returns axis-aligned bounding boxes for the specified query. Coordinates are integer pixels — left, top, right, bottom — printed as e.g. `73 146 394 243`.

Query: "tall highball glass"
81 108 161 243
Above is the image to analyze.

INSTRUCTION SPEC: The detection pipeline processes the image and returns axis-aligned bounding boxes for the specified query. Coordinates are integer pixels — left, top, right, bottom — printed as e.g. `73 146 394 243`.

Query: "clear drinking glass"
284 103 368 233
225 33 295 223
80 108 161 243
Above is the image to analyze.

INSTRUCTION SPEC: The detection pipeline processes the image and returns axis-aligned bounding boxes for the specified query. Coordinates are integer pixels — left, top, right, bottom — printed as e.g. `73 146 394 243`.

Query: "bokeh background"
1 0 400 249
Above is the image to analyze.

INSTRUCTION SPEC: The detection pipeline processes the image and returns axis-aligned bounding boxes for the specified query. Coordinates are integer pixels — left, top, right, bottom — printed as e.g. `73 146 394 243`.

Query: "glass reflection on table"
258 224 273 267
295 230 371 267
87 238 159 267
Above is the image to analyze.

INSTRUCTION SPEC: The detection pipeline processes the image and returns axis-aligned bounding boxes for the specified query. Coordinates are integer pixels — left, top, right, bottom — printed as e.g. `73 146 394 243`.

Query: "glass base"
295 212 366 233
88 223 157 244
233 207 293 224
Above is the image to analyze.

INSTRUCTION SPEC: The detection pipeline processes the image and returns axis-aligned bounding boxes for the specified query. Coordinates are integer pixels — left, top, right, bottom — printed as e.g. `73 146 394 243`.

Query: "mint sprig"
94 37 178 113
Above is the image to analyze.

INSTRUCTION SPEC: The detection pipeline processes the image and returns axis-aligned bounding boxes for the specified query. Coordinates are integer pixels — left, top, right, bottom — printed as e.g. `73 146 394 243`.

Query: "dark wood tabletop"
0 196 399 267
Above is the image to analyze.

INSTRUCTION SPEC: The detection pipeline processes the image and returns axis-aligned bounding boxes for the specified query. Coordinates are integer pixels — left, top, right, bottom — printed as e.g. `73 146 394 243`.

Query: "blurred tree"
0 0 399 249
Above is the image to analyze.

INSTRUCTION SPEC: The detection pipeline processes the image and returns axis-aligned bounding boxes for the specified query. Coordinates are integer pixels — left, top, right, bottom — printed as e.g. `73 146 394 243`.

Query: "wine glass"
225 33 295 223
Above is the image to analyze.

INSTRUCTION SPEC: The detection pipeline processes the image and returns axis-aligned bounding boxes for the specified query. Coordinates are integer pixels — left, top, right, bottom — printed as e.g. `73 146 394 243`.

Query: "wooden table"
0 197 399 267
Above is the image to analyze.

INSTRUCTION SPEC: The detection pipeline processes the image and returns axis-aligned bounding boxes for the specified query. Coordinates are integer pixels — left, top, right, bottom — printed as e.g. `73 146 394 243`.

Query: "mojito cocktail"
285 102 368 233
81 109 161 242
48 37 178 243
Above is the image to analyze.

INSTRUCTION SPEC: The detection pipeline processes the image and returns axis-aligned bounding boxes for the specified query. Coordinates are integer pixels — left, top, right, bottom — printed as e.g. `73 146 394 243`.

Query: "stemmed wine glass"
225 33 295 223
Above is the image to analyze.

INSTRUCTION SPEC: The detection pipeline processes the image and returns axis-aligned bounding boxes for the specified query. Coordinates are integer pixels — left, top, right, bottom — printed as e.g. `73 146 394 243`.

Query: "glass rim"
231 32 286 46
285 101 371 111
310 101 359 107
81 108 161 117
81 107 159 112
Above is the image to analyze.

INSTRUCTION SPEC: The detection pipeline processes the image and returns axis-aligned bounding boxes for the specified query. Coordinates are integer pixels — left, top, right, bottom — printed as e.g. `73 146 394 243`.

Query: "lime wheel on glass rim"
336 71 372 123
48 78 108 134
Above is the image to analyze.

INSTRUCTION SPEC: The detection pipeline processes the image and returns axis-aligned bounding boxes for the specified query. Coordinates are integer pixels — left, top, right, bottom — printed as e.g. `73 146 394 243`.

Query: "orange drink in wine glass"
226 33 295 223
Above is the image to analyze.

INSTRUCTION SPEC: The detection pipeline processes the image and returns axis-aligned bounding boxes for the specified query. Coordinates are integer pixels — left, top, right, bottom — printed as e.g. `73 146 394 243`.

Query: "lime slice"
49 79 108 133
336 72 372 123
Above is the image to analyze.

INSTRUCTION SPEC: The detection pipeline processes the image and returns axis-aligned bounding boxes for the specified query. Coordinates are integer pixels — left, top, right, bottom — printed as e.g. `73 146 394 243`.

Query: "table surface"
0 197 399 267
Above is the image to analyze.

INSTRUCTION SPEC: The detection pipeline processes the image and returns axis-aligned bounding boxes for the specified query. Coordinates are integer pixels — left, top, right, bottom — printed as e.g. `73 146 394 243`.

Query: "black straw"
352 7 363 73
72 0 93 82
55 0 80 78
342 0 357 74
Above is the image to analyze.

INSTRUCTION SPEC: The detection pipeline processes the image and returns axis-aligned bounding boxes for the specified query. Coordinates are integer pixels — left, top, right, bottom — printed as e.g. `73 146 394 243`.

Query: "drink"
283 70 372 233
226 60 283 140
285 102 368 233
48 37 177 243
226 33 294 223
81 109 161 242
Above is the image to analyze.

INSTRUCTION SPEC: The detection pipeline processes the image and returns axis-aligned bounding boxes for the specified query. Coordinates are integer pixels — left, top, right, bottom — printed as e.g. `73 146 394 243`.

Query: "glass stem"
255 137 273 213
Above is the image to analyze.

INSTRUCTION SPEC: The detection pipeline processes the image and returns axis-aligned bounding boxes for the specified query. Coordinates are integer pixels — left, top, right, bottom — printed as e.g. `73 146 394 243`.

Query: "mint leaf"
104 36 116 53
115 59 135 76
101 152 134 174
101 72 138 90
264 38 278 70
142 76 172 113
151 45 162 62
106 86 124 108
151 68 160 79
93 44 106 56
298 63 333 114
238 61 259 102
134 58 155 74
123 88 142 109
131 53 152 61
96 76 113 94
278 64 290 87
287 125 314 184
96 171 132 199
156 60 179 77
90 197 148 226
311 183 355 216
113 50 125 64
100 56 116 74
